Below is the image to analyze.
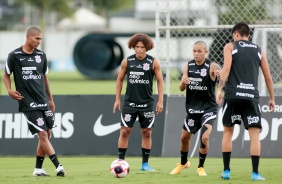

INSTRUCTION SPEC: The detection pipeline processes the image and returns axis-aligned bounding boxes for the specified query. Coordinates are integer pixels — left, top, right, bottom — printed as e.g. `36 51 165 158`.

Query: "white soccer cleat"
55 164 66 177
33 168 49 176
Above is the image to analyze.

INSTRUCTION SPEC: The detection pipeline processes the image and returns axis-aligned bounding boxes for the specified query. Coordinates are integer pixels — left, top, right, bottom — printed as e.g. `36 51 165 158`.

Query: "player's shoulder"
8 47 22 56
34 49 45 56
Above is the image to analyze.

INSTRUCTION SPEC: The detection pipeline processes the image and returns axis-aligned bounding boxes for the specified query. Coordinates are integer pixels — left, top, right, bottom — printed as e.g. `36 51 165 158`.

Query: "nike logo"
20 58 25 61
93 114 120 136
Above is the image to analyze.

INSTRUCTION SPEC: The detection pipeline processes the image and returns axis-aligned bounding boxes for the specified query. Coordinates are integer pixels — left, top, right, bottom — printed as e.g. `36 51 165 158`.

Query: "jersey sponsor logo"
15 51 22 54
129 71 144 75
143 63 150 71
28 58 34 62
22 67 42 80
129 103 148 108
188 78 207 91
231 114 242 123
128 58 135 61
36 118 44 126
189 63 195 66
36 51 43 55
236 92 254 98
247 116 259 125
188 109 204 114
35 55 41 63
237 83 255 90
200 68 207 77
144 111 154 118
20 58 25 61
30 102 48 108
239 41 257 48
93 114 120 136
22 67 36 70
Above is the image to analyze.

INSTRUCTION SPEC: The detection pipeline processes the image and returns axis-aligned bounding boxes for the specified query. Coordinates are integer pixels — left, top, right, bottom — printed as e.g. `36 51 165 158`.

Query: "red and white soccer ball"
110 159 130 178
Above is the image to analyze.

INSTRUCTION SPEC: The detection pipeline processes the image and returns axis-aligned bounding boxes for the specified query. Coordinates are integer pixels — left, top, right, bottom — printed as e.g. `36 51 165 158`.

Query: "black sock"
222 152 231 171
181 151 188 165
118 148 127 160
198 152 207 168
251 155 260 173
35 155 44 168
142 148 150 163
49 154 60 168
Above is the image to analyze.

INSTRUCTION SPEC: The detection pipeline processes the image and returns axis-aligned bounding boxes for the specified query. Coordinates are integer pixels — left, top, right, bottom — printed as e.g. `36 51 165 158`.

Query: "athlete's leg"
198 124 212 168
180 129 192 164
118 126 132 159
222 126 234 171
141 128 152 149
35 129 51 169
248 127 261 173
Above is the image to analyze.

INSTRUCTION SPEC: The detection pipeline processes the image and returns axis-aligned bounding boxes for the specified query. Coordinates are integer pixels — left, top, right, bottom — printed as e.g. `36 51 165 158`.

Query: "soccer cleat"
33 168 50 176
55 164 66 177
170 161 191 174
140 163 156 172
221 170 230 180
197 167 207 176
251 172 265 181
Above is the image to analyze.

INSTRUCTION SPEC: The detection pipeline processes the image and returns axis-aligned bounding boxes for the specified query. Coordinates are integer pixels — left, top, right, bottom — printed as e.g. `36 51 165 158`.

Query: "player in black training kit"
113 33 164 171
4 27 66 177
216 22 275 181
170 41 221 176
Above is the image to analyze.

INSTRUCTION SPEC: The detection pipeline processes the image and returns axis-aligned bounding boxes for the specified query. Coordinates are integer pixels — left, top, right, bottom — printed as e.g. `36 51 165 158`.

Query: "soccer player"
170 41 221 176
113 33 164 171
4 27 66 177
216 22 275 180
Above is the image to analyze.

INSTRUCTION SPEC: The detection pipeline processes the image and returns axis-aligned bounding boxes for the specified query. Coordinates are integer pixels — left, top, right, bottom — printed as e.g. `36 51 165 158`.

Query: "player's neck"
22 44 34 54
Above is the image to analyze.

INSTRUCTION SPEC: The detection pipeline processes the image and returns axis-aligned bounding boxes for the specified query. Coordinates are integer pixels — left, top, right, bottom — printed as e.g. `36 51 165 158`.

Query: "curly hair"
128 33 154 51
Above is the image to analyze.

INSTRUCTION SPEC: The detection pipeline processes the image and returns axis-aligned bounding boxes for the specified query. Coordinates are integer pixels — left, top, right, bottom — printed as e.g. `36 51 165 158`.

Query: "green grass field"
0 156 280 184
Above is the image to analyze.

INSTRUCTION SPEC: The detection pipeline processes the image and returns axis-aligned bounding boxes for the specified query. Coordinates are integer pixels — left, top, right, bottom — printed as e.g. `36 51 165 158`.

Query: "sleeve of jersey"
43 54 49 75
5 53 14 74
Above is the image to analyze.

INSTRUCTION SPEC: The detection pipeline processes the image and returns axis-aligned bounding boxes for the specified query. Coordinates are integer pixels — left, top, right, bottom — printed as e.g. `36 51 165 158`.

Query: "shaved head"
26 27 42 36
194 41 207 50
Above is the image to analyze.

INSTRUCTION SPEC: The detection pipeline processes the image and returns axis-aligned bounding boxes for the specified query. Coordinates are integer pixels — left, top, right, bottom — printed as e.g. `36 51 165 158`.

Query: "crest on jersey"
36 118 44 126
124 114 131 122
35 55 41 63
200 68 207 77
143 63 150 71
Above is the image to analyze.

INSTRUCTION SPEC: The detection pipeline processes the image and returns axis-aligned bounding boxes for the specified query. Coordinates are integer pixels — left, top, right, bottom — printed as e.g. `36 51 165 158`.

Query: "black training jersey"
224 40 261 102
185 59 217 113
5 46 50 112
123 54 155 109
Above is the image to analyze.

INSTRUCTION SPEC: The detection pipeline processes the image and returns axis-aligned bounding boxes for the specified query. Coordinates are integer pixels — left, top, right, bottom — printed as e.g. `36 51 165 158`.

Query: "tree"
90 0 134 22
216 0 270 25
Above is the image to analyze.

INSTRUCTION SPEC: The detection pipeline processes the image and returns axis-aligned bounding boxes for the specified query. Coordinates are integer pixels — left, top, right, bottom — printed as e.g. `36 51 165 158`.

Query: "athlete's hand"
181 76 190 85
8 90 24 100
156 101 163 115
113 100 121 113
216 90 223 105
214 70 221 77
49 100 55 112
269 99 275 113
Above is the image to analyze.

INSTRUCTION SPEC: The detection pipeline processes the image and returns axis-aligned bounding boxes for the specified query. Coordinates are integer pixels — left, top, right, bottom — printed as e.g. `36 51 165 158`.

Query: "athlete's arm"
179 63 189 91
210 62 221 82
216 42 233 104
113 58 127 113
260 51 275 112
44 75 55 112
153 58 164 115
4 72 24 100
